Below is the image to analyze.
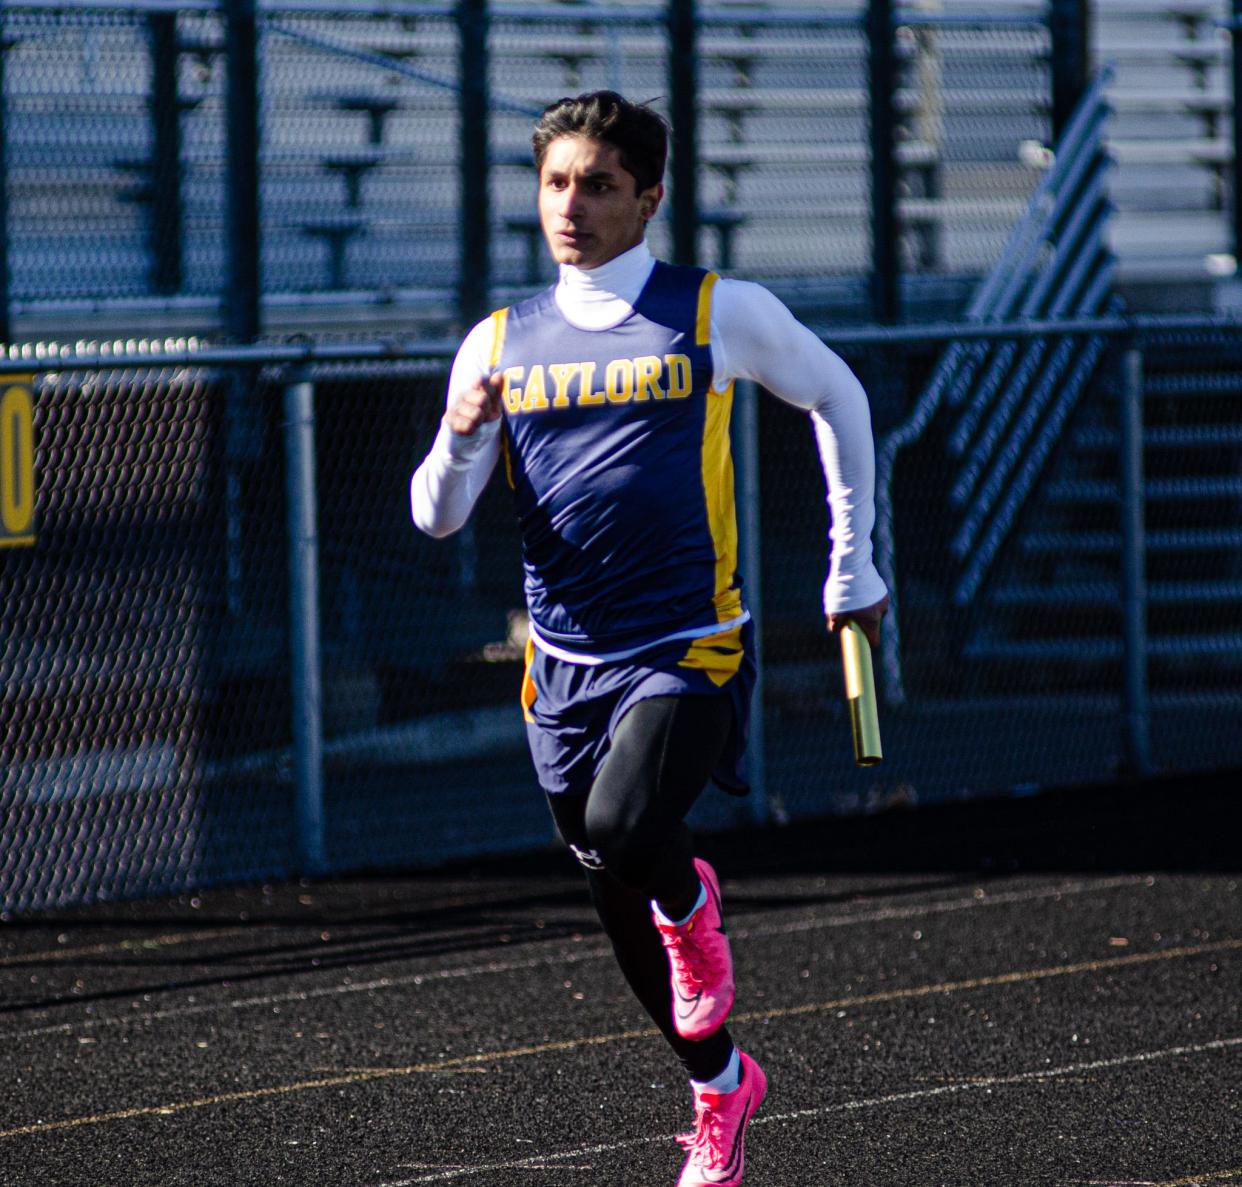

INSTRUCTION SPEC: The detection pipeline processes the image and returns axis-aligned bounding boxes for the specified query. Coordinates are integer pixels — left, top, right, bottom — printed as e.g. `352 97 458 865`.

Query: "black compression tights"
546 694 736 1082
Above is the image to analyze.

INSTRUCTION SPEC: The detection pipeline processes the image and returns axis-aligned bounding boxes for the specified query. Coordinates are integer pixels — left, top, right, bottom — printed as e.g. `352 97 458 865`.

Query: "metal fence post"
225 0 261 341
149 13 184 295
284 375 326 874
1048 0 1090 145
1119 343 1152 776
457 0 490 330
668 0 699 267
732 381 767 822
868 0 900 323
1232 0 1242 259
0 21 10 346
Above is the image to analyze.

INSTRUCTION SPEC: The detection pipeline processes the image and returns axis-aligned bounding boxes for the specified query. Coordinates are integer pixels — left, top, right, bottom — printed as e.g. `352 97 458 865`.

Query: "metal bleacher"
5 0 1058 340
1093 0 1236 286
4 0 1239 340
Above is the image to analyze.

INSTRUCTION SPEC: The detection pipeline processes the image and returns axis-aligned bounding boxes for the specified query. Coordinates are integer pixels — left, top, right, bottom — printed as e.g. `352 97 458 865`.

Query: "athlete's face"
538 136 663 271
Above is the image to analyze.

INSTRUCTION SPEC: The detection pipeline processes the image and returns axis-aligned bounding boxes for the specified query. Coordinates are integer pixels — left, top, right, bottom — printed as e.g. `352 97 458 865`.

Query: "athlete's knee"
582 796 654 889
586 799 691 894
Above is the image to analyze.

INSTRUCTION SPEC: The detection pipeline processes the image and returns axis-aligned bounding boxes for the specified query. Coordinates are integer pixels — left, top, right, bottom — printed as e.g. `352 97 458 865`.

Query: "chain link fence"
3 317 1240 913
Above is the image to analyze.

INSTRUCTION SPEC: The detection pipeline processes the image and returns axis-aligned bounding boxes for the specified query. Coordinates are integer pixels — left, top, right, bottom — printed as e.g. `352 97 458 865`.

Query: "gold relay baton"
839 620 883 766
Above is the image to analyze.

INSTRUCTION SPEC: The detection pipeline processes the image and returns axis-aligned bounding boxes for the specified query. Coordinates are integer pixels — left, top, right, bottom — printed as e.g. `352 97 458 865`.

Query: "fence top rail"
3 314 1239 376
0 0 1047 26
0 338 462 374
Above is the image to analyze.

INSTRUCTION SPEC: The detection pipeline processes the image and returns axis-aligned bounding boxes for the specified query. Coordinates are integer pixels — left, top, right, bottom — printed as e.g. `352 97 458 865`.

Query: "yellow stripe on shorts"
520 636 538 722
678 623 745 688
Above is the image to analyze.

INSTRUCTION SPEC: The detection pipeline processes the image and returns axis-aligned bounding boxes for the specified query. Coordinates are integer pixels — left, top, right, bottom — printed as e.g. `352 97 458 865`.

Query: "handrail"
875 73 1113 517
952 264 1116 565
965 65 1114 322
950 187 1113 575
950 178 1111 475
873 65 1116 705
954 295 1123 606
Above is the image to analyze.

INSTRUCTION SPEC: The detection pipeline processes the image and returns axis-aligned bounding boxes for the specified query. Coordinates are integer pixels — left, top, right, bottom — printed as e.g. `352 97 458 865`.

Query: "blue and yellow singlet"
489 262 746 661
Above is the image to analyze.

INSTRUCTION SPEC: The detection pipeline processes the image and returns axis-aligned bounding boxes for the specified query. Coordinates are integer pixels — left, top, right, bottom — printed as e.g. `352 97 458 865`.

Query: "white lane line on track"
1151 1169 1242 1186
727 873 1149 941
0 875 1151 1042
2 937 1237 1142
372 1035 1242 1185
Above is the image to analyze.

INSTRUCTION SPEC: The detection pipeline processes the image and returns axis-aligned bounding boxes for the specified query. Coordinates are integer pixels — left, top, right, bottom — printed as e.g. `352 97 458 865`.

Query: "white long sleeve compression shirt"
410 240 889 617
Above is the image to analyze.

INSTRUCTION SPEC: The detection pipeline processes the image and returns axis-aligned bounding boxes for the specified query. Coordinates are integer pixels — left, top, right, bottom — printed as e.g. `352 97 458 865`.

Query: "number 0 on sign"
0 376 36 548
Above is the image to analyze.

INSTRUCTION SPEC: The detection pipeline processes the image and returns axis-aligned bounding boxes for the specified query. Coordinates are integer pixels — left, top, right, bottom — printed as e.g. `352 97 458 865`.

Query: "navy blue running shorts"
520 619 756 798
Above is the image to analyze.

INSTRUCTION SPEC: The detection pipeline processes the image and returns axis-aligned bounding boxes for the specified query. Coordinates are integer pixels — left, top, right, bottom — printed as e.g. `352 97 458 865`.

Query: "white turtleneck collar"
554 240 657 331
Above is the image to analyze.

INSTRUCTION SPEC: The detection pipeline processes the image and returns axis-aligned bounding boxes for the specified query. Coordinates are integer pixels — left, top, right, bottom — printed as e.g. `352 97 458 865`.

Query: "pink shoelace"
662 916 724 988
676 1095 727 1166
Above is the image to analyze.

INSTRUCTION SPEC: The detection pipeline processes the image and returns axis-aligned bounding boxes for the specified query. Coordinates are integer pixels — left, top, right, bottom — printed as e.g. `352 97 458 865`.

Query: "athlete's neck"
555 240 656 331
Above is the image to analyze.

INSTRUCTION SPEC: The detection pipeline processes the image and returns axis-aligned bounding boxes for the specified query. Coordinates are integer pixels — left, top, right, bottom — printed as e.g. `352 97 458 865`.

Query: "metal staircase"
877 62 1242 729
875 66 1119 703
970 330 1242 695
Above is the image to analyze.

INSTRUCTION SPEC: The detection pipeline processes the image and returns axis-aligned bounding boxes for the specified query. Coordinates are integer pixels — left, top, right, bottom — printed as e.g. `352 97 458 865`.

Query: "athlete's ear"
639 182 664 223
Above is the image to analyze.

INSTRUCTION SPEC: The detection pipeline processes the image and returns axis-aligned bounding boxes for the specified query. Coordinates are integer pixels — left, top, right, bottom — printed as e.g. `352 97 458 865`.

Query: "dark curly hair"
532 91 669 194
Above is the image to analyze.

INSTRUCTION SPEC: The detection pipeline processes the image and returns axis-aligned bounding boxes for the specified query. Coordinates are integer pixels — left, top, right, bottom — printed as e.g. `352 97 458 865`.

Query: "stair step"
1021 528 1242 554
964 633 1242 662
1074 425 1242 448
1046 477 1242 502
992 580 1242 607
1145 373 1242 398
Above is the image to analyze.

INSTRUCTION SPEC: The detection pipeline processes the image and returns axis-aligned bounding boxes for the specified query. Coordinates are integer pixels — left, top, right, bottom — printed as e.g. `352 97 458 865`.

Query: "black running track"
1 772 1239 1187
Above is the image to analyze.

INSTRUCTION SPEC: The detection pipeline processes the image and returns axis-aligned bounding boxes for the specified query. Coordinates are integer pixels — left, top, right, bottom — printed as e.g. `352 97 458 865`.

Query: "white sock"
652 881 707 928
691 1048 741 1095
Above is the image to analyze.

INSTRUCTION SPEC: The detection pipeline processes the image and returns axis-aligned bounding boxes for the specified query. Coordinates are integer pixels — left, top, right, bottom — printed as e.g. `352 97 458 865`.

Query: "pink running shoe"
676 1050 767 1187
655 857 736 1041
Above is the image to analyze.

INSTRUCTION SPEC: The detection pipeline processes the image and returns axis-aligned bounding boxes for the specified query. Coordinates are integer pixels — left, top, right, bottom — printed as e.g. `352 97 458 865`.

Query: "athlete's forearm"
711 279 889 615
808 403 888 615
410 420 500 537
411 319 503 537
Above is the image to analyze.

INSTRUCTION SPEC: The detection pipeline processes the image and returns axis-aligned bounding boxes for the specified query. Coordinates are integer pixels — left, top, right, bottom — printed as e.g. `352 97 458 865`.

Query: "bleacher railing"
3 312 1242 912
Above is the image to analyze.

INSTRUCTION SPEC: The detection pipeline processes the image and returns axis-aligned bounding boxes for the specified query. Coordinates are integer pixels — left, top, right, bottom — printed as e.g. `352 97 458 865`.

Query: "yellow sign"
0 375 36 548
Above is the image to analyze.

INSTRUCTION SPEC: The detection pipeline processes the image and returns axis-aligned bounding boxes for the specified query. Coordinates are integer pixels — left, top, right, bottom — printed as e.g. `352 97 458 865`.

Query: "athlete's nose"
559 181 585 221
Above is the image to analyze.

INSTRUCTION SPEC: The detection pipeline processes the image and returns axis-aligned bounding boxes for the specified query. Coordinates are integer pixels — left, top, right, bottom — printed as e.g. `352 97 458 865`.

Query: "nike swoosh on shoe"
675 988 704 1017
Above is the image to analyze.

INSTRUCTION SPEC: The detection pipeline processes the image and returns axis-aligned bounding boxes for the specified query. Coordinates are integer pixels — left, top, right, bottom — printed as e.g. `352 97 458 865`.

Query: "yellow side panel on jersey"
520 636 538 722
701 376 740 623
695 272 719 347
500 421 516 489
678 623 745 687
489 308 509 370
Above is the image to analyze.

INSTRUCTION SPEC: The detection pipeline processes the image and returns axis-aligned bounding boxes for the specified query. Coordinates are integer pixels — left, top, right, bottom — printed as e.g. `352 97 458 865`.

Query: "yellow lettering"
577 360 603 405
634 355 664 402
521 364 549 412
605 359 634 404
548 362 579 408
665 353 692 399
0 382 35 537
501 367 525 414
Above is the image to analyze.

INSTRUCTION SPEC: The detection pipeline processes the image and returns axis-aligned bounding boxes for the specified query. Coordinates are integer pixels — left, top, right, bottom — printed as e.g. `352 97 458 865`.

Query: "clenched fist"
444 374 503 437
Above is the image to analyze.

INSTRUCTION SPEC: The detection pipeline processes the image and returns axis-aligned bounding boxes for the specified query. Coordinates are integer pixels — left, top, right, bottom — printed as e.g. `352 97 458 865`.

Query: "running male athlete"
411 91 888 1187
